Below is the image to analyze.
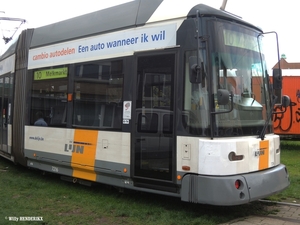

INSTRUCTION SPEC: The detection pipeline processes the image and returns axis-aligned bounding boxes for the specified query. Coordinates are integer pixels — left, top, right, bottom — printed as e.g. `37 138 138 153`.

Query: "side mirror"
272 69 283 104
281 95 290 108
211 89 234 115
189 56 202 83
217 89 229 105
273 68 282 89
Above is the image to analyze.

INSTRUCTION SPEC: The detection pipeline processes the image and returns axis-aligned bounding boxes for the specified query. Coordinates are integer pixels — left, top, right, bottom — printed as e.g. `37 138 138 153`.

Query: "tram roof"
30 0 259 48
1 0 261 60
30 0 163 48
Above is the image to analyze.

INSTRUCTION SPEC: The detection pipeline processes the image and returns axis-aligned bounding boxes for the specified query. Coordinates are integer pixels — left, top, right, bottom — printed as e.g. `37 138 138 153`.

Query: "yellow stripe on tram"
71 129 98 181
259 140 269 170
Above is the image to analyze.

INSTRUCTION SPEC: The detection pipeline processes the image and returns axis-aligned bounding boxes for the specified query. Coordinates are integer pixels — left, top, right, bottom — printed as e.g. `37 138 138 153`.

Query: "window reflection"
73 60 123 129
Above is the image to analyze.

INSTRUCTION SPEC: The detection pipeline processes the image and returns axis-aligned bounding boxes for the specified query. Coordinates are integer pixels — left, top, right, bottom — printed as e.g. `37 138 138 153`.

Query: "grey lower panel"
26 149 73 177
245 164 289 201
23 149 181 198
94 160 130 178
181 164 290 206
25 149 130 182
27 158 73 177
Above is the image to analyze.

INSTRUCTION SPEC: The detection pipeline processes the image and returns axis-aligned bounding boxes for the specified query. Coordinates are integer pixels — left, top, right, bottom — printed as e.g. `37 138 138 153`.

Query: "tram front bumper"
181 164 290 206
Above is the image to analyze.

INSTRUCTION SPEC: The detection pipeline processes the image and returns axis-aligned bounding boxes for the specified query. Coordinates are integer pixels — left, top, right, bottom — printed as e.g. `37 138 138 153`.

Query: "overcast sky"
1 0 299 68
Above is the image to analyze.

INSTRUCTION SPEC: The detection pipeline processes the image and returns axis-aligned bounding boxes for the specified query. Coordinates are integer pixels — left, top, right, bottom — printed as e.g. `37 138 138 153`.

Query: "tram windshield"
183 20 272 137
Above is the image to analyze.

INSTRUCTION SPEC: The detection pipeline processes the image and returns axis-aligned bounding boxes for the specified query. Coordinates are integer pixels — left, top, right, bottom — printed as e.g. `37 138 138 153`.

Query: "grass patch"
0 158 273 225
281 139 300 149
267 139 300 203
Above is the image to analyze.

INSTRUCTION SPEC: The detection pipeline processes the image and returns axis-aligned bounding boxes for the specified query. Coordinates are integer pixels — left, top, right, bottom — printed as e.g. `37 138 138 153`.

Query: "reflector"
235 180 241 189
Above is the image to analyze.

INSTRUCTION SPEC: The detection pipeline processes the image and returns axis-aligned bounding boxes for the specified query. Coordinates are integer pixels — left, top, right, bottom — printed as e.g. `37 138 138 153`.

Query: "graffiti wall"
272 76 300 135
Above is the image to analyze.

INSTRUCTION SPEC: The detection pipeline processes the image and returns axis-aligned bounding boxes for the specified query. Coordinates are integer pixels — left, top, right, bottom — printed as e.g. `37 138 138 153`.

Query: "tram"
0 0 290 205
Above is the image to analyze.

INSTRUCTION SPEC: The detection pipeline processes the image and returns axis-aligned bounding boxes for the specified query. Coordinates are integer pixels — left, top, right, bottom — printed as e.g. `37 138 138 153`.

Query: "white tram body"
0 0 289 205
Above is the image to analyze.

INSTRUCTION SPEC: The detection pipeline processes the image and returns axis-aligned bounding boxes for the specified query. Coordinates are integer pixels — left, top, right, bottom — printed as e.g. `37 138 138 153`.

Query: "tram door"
133 53 175 183
0 75 11 152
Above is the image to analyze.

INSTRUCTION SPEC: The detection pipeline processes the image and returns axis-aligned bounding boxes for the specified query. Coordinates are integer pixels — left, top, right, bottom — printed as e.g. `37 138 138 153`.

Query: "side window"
182 51 209 135
73 60 123 129
30 67 68 127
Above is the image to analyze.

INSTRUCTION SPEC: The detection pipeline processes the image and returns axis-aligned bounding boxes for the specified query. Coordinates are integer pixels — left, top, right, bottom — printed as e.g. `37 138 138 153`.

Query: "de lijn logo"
64 142 92 154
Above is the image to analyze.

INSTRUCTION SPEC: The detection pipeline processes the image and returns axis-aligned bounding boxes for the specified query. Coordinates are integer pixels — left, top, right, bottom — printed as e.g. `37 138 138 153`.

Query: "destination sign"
223 29 259 52
34 67 68 80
